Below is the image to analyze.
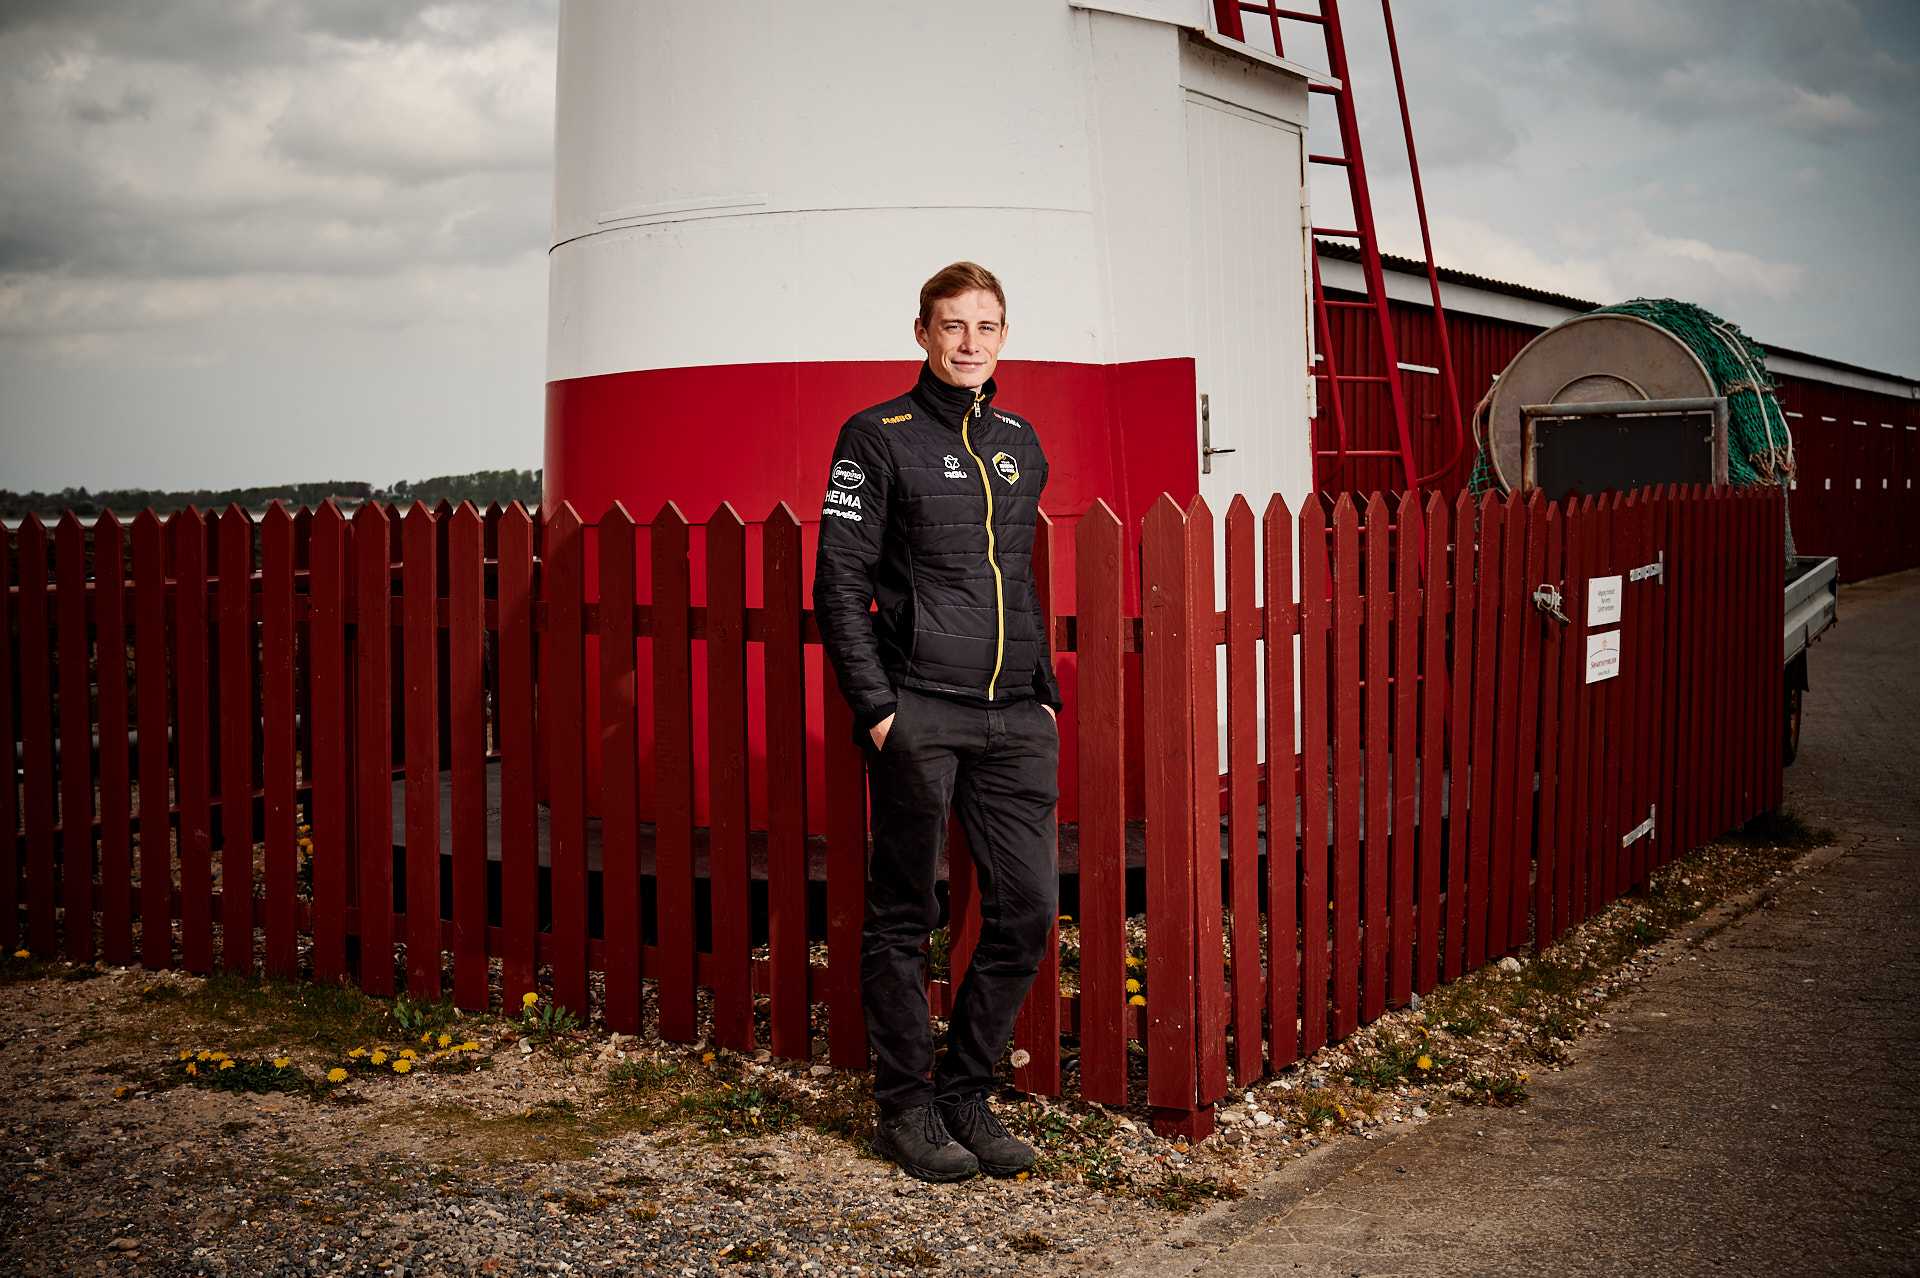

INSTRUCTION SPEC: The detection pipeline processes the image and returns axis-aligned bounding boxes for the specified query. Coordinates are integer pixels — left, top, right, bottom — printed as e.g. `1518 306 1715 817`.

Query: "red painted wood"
546 504 591 1017
1713 490 1735 841
215 507 254 973
1297 497 1331 1054
1628 492 1658 889
1590 496 1622 913
1013 510 1062 1096
1532 502 1564 953
496 504 539 1008
651 504 698 1041
822 643 868 1071
1443 492 1474 979
93 515 132 965
705 504 754 1051
1142 494 1198 1125
1487 495 1527 956
1329 497 1362 1041
402 505 441 998
0 527 15 954
597 505 643 1034
307 504 350 983
1465 494 1503 969
261 506 298 979
1507 496 1547 946
1612 493 1641 898
1223 498 1263 1084
1361 495 1390 1022
763 504 811 1060
172 510 214 974
56 516 96 963
351 503 394 995
1261 496 1301 1068
1768 490 1786 813
1415 494 1449 990
1076 501 1129 1103
1186 497 1227 1105
1389 496 1421 1007
447 504 489 1011
18 519 57 958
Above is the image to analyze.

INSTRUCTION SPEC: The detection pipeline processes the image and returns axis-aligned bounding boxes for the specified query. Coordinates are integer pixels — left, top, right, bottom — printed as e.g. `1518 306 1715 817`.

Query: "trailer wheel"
1782 684 1804 766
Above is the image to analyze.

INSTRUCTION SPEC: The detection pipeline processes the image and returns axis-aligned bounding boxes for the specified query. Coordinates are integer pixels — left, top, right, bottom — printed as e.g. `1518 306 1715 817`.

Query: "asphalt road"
1115 568 1920 1278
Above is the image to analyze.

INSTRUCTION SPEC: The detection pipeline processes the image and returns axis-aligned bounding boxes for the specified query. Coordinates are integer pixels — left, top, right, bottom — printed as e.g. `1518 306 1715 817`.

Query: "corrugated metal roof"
1317 239 1920 389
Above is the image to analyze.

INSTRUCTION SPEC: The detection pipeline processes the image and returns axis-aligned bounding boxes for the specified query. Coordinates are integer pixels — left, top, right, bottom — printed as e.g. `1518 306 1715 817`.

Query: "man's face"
914 289 1007 389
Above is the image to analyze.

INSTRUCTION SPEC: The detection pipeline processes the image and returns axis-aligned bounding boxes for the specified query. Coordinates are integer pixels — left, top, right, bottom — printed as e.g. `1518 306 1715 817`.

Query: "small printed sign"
1587 574 1623 626
1585 629 1621 684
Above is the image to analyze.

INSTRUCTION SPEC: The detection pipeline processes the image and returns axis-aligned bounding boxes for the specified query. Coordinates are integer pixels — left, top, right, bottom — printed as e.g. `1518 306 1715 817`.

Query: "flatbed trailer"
1782 553 1839 764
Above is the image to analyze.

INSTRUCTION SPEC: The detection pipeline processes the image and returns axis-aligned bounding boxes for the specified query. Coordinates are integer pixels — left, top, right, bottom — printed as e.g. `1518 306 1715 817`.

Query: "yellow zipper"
958 387 1006 699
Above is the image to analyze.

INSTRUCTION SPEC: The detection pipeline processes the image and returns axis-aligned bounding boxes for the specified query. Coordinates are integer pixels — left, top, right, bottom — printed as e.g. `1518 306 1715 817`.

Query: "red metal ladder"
1212 0 1467 497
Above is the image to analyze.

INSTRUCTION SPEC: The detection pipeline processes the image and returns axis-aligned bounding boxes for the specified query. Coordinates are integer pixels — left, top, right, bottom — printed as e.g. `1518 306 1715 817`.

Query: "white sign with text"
1586 629 1621 684
1587 574 1623 627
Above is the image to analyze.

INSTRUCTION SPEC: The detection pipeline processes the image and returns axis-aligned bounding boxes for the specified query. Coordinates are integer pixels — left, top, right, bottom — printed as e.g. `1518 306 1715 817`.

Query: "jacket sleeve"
811 417 898 732
1028 459 1063 712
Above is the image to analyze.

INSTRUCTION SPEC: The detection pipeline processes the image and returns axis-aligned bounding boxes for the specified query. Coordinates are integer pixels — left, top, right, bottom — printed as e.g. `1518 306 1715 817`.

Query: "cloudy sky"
2 0 1915 492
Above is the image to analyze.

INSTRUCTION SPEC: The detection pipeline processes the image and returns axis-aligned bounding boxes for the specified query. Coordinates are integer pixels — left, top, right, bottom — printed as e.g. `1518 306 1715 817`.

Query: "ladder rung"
1260 7 1327 24
1309 83 1342 95
1309 154 1350 167
1312 226 1361 239
1324 299 1374 309
1315 450 1404 458
1334 374 1392 384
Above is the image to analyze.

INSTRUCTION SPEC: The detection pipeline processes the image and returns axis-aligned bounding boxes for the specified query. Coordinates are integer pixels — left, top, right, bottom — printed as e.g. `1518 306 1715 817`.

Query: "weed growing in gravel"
675 1079 801 1138
517 991 583 1054
1143 1171 1244 1211
174 1049 313 1095
1343 1033 1445 1088
1458 1071 1529 1106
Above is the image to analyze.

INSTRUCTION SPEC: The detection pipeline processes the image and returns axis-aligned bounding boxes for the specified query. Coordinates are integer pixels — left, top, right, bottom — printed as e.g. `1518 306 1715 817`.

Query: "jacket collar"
910 361 996 430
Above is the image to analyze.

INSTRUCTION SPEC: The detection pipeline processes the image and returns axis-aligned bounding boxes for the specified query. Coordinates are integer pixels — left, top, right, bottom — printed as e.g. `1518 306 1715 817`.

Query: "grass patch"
132 971 412 1057
1458 1072 1529 1107
1143 1171 1244 1212
399 1098 666 1166
675 1080 801 1138
1729 809 1833 850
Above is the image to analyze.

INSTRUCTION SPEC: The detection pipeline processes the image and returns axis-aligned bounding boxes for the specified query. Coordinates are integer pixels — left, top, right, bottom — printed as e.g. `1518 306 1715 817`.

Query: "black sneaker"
872 1104 980 1183
937 1094 1035 1177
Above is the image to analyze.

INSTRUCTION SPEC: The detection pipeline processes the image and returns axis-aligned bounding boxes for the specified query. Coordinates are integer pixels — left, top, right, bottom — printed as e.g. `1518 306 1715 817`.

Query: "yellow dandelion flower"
219 1059 235 1071
701 1051 716 1065
522 991 539 1008
1335 1104 1347 1119
196 1050 212 1062
1125 978 1142 994
1128 994 1146 1007
399 1048 417 1059
178 1049 192 1061
437 1033 452 1048
460 1041 480 1052
1125 955 1143 968
327 1067 348 1084
11 949 28 959
113 1086 129 1099
1058 914 1073 924
186 1062 198 1076
370 1050 388 1065
1416 1054 1433 1071
210 1052 228 1062
420 1031 432 1044
273 1057 290 1069
393 1059 413 1074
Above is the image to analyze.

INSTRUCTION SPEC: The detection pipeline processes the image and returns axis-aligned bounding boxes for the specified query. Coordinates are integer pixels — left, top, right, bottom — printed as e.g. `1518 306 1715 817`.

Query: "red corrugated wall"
1316 285 1918 582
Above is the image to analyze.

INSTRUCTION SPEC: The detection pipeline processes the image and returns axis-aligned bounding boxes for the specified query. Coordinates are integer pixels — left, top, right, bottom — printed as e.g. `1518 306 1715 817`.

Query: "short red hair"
918 261 1006 325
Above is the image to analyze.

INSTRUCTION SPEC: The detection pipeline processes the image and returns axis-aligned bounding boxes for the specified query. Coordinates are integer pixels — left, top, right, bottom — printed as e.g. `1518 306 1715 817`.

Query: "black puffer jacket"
813 363 1062 736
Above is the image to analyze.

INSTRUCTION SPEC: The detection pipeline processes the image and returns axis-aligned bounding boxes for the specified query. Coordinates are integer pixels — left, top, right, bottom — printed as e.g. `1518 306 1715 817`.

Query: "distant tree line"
0 469 543 520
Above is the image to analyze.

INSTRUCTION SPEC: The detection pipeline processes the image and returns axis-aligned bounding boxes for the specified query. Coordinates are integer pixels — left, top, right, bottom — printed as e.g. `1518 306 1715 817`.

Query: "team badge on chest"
991 451 1020 485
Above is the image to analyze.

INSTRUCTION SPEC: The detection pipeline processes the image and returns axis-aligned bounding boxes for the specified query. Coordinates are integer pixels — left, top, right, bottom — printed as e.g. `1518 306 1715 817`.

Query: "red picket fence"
1 485 1783 1137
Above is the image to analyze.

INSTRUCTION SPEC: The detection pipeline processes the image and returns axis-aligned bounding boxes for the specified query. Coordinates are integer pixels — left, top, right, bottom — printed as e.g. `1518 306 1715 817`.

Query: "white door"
1185 90 1314 532
1184 90 1314 765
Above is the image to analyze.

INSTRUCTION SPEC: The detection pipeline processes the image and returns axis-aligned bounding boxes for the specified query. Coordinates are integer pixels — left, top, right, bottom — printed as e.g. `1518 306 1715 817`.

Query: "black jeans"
862 686 1060 1116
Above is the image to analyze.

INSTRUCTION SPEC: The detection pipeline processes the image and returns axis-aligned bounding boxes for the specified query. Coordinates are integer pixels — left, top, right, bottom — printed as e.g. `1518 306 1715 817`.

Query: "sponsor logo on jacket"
831 459 866 489
881 412 913 425
943 454 968 480
992 451 1020 485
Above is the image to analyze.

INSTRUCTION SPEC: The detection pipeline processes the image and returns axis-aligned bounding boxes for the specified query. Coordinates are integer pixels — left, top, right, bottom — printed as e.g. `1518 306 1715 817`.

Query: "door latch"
1532 583 1570 625
1200 392 1236 474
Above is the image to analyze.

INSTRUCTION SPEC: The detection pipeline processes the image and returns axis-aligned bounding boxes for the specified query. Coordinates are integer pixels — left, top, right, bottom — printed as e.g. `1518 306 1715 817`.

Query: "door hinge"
1621 805 1656 848
1629 551 1664 584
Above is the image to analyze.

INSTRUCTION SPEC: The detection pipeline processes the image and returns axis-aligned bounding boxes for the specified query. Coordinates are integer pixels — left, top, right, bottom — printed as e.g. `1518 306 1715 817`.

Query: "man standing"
813 262 1062 1183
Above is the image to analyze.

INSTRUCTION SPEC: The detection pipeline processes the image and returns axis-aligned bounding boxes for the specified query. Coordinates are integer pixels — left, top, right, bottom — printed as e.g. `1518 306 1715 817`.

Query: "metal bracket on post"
1532 583 1570 624
1621 805 1656 848
1629 551 1665 584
